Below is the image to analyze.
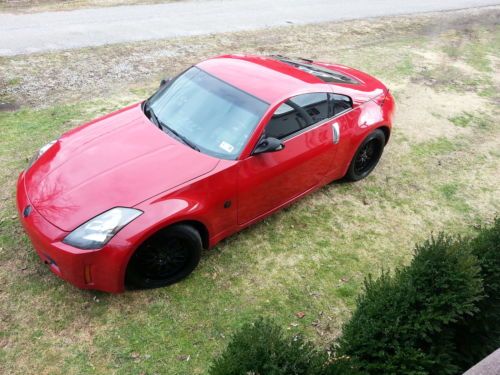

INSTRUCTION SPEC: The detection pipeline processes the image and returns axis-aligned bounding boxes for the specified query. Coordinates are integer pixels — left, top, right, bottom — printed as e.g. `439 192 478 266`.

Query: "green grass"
395 55 415 77
449 112 494 130
463 31 496 73
442 45 460 59
0 10 499 375
438 183 471 214
442 38 492 72
411 137 457 157
6 77 21 86
449 112 475 127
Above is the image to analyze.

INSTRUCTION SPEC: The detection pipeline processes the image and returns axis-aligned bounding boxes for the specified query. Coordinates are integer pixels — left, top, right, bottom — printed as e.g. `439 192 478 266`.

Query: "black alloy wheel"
345 129 385 181
126 224 202 289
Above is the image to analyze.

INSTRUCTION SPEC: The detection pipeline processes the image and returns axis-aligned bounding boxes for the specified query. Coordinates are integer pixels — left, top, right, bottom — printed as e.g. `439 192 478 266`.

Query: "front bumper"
16 171 127 293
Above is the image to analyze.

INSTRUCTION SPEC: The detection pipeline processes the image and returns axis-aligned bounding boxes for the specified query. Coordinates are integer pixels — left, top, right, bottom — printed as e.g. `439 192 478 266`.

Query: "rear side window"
265 92 353 140
292 93 329 123
332 94 352 115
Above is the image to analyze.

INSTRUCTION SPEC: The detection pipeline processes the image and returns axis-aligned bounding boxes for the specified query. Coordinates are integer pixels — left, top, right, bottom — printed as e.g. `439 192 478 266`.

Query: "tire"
126 224 202 289
345 129 386 181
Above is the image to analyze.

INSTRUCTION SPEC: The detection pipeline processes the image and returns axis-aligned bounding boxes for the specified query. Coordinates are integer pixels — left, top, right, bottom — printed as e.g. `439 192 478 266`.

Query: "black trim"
270 55 360 85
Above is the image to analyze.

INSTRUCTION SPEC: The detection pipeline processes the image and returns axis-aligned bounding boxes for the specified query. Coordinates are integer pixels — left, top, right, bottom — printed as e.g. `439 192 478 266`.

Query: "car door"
237 92 342 225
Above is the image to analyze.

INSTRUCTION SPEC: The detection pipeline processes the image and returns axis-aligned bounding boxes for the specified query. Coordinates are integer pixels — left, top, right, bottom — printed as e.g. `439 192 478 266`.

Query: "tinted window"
273 56 360 84
332 94 352 115
265 103 306 139
149 67 268 159
265 93 329 140
291 93 329 123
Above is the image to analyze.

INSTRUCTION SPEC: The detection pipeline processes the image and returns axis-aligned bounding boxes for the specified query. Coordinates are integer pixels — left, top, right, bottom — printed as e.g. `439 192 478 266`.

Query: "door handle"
332 122 340 144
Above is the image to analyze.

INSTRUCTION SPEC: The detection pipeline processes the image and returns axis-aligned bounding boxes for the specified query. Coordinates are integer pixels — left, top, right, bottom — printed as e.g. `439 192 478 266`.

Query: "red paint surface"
17 55 395 292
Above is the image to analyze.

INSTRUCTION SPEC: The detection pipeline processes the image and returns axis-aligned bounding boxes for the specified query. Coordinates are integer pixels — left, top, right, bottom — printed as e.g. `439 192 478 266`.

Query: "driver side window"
265 102 305 139
265 93 330 140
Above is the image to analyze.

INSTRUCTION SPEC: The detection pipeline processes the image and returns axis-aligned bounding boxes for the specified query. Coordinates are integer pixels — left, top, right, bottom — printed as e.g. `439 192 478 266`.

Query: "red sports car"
17 54 395 292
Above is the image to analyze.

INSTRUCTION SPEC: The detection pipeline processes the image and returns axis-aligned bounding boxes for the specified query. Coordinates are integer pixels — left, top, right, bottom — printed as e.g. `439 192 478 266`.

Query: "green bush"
209 318 328 375
210 221 499 374
453 218 500 370
333 234 484 375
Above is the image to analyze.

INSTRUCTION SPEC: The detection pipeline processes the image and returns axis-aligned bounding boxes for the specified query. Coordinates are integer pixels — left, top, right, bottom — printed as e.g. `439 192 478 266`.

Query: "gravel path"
0 0 499 56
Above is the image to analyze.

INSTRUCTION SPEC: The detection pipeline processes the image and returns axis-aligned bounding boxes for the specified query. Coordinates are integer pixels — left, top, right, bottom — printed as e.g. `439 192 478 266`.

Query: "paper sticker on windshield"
219 141 234 153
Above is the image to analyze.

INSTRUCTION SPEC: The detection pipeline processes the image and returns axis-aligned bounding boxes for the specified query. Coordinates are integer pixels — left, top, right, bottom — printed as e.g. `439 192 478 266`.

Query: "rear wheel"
126 224 202 289
345 129 385 181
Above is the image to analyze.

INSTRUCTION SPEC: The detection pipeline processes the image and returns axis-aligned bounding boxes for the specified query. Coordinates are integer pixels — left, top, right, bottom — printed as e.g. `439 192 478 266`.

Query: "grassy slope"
0 8 499 375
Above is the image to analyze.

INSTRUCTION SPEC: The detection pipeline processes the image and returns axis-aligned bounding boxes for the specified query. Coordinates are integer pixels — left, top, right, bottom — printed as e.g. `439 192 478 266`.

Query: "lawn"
0 7 499 374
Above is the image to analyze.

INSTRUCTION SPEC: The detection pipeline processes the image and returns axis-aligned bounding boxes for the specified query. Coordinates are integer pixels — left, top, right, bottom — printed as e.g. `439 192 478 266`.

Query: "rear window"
272 56 360 85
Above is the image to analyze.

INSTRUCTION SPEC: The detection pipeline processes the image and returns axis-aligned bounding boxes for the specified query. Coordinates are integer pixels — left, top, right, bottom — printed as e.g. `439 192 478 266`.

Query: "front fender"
108 196 210 289
131 196 210 249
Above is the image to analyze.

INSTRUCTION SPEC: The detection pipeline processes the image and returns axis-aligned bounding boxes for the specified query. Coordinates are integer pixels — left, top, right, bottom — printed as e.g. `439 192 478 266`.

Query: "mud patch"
0 101 19 112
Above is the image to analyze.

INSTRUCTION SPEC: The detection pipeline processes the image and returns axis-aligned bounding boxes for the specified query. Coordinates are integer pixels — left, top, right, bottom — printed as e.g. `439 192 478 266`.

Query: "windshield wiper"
160 122 200 152
143 100 161 129
144 101 200 152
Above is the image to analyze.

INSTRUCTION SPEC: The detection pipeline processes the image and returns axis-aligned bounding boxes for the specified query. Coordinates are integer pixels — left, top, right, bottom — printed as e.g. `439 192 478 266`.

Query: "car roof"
196 54 334 104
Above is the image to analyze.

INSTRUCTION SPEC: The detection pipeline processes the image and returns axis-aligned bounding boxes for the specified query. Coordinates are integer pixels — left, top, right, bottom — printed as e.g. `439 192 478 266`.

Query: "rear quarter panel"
326 93 394 181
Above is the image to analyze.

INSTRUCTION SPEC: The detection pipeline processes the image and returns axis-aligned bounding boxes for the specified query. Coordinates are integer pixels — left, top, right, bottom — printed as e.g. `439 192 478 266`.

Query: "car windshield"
148 67 268 159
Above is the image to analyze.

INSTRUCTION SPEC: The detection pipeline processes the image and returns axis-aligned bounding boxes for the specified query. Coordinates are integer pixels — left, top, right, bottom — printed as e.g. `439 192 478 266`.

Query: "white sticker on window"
219 141 234 153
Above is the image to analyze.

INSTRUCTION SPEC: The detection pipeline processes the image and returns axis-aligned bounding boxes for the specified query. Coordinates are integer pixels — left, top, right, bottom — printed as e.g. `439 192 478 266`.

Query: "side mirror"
159 77 172 88
253 137 285 155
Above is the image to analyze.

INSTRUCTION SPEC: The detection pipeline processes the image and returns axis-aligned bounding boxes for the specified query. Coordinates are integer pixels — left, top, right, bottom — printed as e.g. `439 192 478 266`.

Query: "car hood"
25 103 219 232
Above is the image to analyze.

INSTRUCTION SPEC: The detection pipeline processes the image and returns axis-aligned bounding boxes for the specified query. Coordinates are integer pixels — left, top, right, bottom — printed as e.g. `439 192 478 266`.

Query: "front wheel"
345 129 386 181
126 224 202 289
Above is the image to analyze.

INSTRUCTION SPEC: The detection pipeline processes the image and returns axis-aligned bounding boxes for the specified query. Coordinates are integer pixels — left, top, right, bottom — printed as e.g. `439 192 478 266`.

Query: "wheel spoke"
354 139 382 175
134 236 189 280
366 143 375 157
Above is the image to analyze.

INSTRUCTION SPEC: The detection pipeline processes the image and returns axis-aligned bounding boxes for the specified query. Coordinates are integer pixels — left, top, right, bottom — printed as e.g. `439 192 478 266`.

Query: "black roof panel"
271 55 360 85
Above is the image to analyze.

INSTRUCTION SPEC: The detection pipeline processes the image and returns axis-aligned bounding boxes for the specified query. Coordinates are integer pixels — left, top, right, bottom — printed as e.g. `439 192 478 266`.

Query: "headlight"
63 207 143 250
28 139 57 168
